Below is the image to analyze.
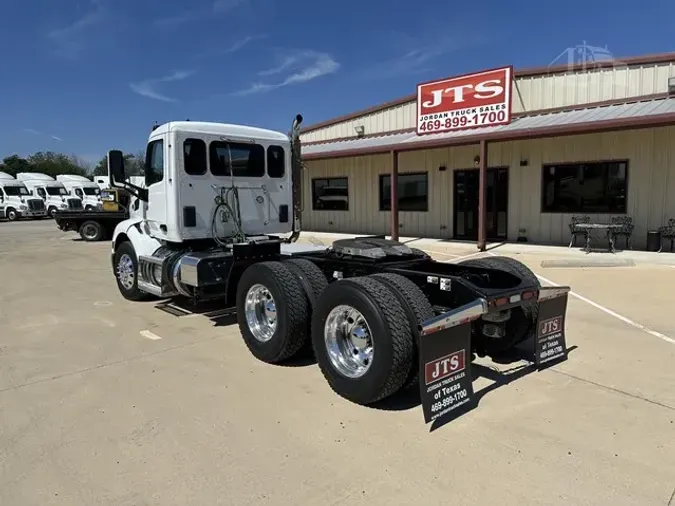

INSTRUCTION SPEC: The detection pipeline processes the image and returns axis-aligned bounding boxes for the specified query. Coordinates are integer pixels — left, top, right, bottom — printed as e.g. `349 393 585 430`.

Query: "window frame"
145 139 165 187
378 171 429 212
209 140 266 178
183 138 208 176
540 159 629 214
311 176 350 211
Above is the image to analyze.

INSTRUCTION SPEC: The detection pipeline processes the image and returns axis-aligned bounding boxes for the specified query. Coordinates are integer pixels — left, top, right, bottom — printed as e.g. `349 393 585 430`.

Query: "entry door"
453 167 509 240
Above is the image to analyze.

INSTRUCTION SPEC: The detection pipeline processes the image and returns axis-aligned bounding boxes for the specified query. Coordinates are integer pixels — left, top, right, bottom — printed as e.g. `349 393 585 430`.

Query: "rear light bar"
493 289 538 308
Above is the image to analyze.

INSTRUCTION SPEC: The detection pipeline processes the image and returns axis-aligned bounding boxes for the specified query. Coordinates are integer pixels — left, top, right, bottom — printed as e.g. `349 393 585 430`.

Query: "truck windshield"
46 187 68 196
3 186 29 197
83 187 100 196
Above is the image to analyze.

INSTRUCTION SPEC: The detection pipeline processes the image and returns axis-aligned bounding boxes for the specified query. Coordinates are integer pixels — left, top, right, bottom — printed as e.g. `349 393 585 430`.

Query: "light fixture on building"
669 77 675 95
354 125 365 137
474 155 480 166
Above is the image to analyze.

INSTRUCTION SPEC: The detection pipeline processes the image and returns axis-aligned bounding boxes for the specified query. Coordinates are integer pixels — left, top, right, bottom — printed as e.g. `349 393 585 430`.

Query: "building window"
183 139 207 175
312 177 349 211
541 160 628 213
379 172 428 212
209 141 265 177
267 145 285 178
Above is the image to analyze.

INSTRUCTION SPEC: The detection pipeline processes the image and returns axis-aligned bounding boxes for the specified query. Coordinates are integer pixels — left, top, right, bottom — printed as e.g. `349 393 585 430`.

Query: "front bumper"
18 210 47 218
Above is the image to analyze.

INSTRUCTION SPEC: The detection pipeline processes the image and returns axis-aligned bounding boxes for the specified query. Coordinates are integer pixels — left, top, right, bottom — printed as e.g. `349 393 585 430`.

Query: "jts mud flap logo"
539 316 563 338
424 350 466 385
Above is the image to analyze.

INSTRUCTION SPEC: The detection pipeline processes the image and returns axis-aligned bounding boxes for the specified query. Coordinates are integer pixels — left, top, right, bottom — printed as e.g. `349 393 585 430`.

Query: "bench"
568 215 590 248
658 219 675 253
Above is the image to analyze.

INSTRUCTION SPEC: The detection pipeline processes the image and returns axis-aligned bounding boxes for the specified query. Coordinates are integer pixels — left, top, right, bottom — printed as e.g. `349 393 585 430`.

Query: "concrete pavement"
1 222 673 506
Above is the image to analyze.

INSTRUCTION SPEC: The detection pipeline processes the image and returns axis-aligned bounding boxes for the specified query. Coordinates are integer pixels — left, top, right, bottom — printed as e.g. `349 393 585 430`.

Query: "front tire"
48 207 57 219
113 241 150 301
311 277 414 405
6 208 18 221
236 261 311 364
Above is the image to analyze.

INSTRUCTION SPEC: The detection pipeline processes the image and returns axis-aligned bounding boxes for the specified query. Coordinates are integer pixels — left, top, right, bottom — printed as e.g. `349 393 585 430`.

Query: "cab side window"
75 189 84 198
37 188 46 199
183 139 207 175
145 140 164 186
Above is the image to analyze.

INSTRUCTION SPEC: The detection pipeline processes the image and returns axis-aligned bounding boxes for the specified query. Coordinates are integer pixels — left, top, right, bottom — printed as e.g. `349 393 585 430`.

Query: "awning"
302 97 675 160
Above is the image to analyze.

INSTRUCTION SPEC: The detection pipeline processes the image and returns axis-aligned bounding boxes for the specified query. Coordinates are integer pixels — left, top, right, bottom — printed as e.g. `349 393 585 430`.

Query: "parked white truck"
56 174 103 210
16 173 84 218
0 171 48 220
105 116 572 428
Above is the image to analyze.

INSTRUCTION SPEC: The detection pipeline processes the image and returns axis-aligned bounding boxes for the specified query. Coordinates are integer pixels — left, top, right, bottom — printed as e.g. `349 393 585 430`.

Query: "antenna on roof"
151 121 159 132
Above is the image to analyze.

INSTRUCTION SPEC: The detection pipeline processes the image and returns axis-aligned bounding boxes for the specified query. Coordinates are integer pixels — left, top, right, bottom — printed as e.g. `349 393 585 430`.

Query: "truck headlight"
19 205 27 210
60 203 68 209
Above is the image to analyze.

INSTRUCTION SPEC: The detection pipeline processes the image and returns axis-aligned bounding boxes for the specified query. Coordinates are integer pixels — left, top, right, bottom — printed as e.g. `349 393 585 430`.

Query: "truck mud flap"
417 298 488 426
534 286 571 370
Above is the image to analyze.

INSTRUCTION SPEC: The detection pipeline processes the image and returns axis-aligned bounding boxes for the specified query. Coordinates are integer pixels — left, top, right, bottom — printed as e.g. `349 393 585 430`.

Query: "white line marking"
668 266 675 270
140 330 162 340
423 248 461 258
485 251 675 345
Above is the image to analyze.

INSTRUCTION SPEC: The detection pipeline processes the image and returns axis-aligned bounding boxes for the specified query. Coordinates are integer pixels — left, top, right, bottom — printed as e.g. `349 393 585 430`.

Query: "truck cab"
0 171 47 220
56 174 103 211
16 173 84 218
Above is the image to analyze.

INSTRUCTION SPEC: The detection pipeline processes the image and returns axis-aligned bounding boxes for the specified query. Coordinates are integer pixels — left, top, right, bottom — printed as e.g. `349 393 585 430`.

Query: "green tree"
26 151 87 178
1 155 34 177
92 151 145 178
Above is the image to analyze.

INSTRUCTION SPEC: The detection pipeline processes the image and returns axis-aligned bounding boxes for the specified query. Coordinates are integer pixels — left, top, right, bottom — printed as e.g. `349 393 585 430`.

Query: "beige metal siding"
302 126 675 249
301 62 675 143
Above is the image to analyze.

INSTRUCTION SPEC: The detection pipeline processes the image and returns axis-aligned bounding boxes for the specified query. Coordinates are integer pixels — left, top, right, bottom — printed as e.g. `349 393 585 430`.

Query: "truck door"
144 136 168 237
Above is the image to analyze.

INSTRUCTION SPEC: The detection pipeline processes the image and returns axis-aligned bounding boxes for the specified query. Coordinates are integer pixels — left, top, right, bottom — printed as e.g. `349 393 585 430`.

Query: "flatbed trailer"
54 210 128 242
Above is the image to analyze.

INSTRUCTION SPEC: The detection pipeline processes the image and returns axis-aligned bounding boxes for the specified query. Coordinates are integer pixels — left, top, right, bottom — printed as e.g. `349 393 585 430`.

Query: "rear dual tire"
458 256 541 355
236 262 430 405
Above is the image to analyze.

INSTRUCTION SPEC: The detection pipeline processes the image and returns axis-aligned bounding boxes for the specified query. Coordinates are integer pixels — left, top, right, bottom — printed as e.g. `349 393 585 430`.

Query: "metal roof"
302 97 675 159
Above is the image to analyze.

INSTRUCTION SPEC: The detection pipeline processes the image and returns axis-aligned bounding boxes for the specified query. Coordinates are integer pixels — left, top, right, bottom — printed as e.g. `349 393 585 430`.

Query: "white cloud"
51 135 64 142
360 32 485 80
47 0 105 58
213 0 249 13
233 50 339 96
129 70 195 102
225 34 266 54
23 128 41 135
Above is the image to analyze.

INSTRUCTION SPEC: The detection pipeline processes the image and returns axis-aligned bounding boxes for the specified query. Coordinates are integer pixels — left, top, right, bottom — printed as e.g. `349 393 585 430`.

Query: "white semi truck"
106 115 571 426
0 171 48 220
16 172 84 218
56 174 103 210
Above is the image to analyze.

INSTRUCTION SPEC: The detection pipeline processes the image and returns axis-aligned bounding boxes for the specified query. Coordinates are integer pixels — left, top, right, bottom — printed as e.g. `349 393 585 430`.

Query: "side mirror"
108 150 126 184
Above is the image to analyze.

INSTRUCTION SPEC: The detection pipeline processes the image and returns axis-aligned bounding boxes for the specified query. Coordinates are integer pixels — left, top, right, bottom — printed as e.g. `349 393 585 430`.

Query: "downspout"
287 114 304 243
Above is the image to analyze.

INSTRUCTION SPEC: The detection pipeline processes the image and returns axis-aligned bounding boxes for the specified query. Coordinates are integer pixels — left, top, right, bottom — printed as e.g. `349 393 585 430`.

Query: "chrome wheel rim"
7 210 16 220
245 284 277 342
82 224 98 239
116 253 135 290
324 305 374 378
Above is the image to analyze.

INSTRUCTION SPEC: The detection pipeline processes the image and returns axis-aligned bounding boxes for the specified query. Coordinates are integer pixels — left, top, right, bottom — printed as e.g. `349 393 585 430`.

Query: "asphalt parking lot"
1 221 674 506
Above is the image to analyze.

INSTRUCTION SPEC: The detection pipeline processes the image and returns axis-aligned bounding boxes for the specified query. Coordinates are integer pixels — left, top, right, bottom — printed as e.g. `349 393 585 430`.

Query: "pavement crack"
0 335 222 395
668 485 675 506
550 369 675 412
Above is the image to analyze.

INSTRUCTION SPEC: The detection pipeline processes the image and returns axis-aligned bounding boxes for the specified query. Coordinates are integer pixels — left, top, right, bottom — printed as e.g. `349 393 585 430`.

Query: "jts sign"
416 66 513 135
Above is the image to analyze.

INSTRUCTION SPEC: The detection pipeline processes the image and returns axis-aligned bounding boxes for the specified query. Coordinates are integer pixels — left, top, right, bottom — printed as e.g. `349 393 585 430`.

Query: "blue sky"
1 0 674 166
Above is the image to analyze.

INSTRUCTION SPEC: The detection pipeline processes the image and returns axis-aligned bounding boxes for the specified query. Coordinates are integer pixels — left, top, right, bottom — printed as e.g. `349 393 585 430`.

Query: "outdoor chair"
609 216 634 250
568 215 590 248
658 218 675 252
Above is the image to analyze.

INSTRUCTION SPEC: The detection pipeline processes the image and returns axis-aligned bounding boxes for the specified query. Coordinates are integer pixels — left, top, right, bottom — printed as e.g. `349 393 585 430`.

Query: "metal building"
298 52 675 250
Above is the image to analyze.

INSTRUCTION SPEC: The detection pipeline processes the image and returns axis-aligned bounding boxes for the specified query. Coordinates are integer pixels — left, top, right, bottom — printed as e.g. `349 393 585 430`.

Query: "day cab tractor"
107 115 571 425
